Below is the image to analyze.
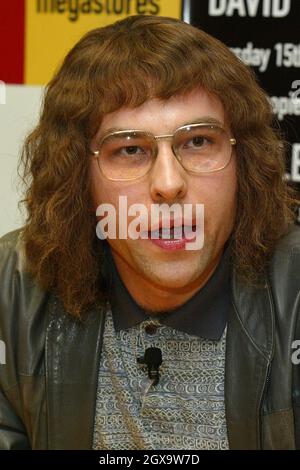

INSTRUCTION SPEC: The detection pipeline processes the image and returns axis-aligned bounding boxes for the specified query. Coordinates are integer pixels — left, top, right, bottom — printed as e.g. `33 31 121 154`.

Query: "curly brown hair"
19 15 299 318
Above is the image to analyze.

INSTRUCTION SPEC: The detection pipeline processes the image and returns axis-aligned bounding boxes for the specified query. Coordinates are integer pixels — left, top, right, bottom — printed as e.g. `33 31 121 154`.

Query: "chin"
144 266 200 290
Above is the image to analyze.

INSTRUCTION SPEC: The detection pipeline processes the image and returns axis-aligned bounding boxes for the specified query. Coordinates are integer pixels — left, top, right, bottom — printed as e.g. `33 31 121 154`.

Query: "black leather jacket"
0 227 300 450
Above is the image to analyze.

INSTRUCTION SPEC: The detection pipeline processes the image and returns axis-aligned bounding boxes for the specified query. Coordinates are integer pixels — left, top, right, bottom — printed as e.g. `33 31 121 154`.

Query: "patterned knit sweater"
93 308 228 450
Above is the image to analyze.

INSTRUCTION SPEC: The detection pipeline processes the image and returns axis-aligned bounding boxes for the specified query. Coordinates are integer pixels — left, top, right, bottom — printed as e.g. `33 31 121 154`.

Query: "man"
0 15 299 450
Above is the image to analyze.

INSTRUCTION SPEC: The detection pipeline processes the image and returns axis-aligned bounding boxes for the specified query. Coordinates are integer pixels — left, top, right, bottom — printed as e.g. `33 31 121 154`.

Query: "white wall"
0 85 44 237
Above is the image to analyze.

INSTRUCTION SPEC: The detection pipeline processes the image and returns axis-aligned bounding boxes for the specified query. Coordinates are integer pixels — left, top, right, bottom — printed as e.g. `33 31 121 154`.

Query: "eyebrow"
96 116 224 141
185 116 224 126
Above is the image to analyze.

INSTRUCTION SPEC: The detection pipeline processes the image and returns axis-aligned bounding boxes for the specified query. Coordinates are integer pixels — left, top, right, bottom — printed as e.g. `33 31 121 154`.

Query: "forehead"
92 88 225 142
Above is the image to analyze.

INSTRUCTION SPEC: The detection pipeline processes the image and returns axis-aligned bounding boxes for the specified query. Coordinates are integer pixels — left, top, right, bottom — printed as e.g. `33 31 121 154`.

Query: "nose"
149 141 188 203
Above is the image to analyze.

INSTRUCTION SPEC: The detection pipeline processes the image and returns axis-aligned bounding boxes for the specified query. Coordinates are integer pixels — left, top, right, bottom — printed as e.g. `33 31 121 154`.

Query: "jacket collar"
45 269 275 449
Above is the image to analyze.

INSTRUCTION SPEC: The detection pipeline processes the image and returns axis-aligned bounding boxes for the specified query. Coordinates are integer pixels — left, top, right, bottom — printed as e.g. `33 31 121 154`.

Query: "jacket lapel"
226 271 274 449
45 295 106 449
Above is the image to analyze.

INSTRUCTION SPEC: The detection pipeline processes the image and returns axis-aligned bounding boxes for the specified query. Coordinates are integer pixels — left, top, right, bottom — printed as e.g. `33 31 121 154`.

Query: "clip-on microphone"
137 347 163 386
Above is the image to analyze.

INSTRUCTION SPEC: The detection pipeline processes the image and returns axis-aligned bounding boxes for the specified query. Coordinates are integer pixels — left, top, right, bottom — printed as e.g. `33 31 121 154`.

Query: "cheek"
90 162 149 215
192 164 237 222
90 161 117 209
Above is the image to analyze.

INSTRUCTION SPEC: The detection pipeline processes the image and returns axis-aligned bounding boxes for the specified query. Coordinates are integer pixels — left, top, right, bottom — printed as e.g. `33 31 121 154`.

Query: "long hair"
19 15 299 318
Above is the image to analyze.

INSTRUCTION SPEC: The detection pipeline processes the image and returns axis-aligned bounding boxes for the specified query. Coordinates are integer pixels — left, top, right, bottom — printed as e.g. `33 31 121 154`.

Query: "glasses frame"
91 122 237 181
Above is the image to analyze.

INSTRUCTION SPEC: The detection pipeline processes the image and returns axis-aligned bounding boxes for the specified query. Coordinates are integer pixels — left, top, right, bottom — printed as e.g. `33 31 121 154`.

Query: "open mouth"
149 225 197 240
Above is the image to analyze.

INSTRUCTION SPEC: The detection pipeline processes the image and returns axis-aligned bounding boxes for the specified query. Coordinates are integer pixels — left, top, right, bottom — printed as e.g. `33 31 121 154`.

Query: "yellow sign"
25 0 182 85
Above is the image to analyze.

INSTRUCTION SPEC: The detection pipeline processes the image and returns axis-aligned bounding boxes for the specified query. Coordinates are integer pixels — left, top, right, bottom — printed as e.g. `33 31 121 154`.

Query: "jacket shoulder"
0 229 22 245
275 224 300 254
0 229 24 265
270 225 300 279
268 224 300 317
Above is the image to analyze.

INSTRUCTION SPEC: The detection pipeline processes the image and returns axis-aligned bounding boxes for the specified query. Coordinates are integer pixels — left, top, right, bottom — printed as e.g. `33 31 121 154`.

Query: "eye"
119 145 146 156
190 136 206 147
184 135 212 148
